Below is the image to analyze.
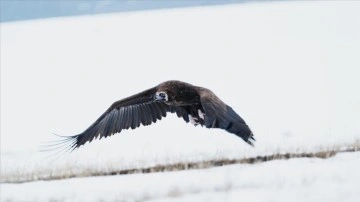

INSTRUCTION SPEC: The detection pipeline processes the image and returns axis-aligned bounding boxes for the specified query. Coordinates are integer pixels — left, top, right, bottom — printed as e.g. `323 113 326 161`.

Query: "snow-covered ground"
1 1 360 201
2 152 360 202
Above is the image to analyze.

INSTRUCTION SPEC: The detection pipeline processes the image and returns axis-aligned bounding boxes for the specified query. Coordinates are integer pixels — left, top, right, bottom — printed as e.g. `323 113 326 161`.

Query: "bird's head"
154 91 169 102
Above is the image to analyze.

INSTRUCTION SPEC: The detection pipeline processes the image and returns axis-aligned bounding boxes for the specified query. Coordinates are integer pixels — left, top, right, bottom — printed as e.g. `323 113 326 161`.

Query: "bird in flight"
52 80 254 152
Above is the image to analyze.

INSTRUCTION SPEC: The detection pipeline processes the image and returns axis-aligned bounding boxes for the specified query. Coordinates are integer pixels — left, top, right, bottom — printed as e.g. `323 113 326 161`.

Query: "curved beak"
154 94 166 102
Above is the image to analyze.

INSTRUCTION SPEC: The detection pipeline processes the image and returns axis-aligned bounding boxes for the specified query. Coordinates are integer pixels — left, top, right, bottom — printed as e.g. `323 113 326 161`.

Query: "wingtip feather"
247 133 255 147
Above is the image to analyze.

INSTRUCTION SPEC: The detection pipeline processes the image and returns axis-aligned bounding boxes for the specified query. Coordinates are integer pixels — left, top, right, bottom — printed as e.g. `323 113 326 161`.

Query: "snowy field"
1 1 360 201
2 152 360 202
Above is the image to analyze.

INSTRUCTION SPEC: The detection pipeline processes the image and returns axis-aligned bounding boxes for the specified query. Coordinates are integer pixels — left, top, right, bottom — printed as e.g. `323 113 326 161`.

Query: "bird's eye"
159 93 165 97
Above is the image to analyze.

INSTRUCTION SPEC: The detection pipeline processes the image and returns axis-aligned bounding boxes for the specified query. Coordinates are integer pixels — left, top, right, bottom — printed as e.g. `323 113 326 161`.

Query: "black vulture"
53 80 254 151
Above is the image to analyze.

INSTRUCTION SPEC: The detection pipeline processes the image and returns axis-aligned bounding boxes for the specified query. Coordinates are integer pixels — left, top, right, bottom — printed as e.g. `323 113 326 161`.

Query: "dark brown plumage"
54 80 254 151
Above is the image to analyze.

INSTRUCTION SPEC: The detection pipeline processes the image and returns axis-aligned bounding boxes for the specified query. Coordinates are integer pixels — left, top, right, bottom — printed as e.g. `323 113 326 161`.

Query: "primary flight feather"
53 80 255 151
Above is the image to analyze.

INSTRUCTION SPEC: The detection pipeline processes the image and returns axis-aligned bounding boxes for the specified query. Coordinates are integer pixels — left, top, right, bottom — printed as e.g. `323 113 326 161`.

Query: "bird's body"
55 80 254 151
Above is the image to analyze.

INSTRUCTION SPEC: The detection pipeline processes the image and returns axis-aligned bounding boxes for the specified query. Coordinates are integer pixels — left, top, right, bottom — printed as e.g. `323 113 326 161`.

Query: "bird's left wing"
48 87 173 151
198 89 255 146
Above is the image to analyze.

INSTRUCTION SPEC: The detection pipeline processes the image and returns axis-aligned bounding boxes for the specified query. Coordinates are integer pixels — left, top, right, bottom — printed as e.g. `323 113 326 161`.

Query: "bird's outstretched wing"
47 87 186 152
199 89 255 146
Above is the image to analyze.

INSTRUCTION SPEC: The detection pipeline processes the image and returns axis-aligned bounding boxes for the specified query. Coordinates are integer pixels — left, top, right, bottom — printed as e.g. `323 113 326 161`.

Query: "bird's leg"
198 109 205 120
189 115 199 126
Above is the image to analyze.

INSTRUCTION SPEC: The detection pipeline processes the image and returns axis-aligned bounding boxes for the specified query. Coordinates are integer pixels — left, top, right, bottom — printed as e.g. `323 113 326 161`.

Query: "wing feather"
152 103 163 120
131 105 139 129
141 104 150 126
109 110 119 134
147 104 157 123
139 104 146 125
158 103 168 117
105 109 117 138
146 104 155 124
124 106 131 129
117 107 126 132
98 113 109 137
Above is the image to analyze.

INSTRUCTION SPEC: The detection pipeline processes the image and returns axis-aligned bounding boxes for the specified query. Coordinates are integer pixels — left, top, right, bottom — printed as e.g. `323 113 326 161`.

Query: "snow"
2 152 360 202
1 0 360 201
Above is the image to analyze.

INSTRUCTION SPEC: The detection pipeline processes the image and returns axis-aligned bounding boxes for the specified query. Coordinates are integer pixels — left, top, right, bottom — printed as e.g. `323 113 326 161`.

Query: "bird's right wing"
47 87 174 151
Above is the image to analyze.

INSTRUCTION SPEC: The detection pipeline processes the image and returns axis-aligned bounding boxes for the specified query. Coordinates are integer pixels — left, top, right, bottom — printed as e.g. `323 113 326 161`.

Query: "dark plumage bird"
54 80 254 151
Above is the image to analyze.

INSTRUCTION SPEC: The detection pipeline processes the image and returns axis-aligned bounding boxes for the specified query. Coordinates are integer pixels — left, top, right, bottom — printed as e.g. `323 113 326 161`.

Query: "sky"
0 0 254 22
